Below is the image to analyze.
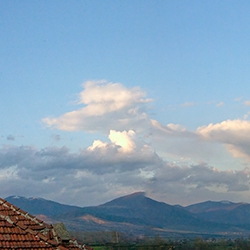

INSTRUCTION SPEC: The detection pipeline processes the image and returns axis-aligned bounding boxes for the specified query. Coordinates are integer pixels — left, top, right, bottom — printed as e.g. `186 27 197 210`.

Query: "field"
88 238 250 250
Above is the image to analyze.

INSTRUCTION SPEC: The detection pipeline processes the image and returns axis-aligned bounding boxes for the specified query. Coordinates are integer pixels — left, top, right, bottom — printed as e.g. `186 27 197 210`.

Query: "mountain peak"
6 195 45 202
10 195 22 199
100 191 147 207
220 200 233 205
7 195 25 200
126 191 146 198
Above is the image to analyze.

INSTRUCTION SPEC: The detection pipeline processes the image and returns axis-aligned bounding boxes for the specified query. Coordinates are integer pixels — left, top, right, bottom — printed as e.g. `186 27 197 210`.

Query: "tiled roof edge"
0 197 60 247
0 197 50 227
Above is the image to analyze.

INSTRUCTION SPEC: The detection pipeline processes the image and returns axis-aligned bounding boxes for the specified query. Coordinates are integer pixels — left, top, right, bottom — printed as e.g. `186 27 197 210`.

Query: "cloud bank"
0 143 249 206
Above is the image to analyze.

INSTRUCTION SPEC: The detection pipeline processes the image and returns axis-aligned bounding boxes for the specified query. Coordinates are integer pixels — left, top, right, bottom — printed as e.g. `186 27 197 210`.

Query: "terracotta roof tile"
0 198 84 249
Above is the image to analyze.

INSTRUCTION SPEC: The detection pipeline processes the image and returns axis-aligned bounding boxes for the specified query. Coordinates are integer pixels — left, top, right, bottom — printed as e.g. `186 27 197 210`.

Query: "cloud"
244 111 250 120
51 134 61 142
244 101 250 106
149 119 215 162
39 80 250 205
96 130 136 153
43 80 152 133
0 139 160 205
235 97 242 102
180 102 195 107
197 119 250 160
216 102 224 107
0 144 249 206
42 80 240 165
43 80 249 168
150 120 191 135
108 130 136 153
6 135 15 141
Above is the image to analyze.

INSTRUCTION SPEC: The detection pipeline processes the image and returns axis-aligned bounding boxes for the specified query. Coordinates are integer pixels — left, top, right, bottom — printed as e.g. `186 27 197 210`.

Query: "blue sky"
1 1 250 206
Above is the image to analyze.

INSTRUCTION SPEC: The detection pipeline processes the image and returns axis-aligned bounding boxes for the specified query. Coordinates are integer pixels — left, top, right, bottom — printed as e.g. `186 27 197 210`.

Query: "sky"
1 0 250 207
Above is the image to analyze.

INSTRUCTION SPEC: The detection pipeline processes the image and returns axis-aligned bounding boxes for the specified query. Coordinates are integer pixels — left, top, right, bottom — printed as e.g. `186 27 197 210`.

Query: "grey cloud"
149 120 222 163
51 134 61 142
7 134 15 141
184 164 250 192
0 144 249 206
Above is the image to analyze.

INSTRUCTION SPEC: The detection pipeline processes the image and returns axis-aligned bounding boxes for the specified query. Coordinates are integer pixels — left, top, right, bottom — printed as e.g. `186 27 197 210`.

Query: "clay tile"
48 239 59 246
30 224 46 230
16 221 28 230
37 232 48 242
36 218 44 224
25 228 37 235
58 246 69 250
18 209 28 215
25 241 32 248
27 214 36 220
11 217 18 224
10 204 20 211
4 201 12 207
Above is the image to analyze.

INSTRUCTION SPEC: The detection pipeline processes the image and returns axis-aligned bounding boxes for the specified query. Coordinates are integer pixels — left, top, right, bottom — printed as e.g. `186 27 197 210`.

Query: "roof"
0 197 83 249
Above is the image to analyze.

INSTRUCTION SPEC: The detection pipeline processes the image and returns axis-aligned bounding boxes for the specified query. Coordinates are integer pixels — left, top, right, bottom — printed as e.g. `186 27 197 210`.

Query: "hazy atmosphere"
1 1 250 207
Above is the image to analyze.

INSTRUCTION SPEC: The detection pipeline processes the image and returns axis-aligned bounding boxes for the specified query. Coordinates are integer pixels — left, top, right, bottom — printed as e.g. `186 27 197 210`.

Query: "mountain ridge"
5 193 250 238
6 195 82 217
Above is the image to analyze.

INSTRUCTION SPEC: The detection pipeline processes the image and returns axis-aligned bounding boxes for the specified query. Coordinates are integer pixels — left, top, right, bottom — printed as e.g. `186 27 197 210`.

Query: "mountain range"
5 192 250 238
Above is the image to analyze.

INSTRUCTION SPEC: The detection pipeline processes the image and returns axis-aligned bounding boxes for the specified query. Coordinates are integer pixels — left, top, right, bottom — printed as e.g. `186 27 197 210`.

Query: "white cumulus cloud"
43 80 152 133
197 119 250 160
108 130 136 153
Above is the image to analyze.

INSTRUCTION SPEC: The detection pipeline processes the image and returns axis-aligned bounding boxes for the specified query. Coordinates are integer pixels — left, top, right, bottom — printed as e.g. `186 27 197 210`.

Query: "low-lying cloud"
0 140 249 206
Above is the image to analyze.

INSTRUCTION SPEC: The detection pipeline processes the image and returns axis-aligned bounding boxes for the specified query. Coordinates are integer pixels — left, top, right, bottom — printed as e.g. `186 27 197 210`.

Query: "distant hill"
96 192 204 230
185 200 236 213
6 195 82 216
185 200 250 226
5 193 250 238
